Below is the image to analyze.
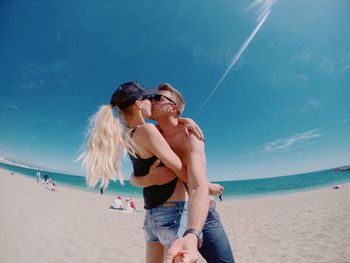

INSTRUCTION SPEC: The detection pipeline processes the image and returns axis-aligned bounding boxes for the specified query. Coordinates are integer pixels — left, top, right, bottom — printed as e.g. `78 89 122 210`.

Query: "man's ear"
169 104 179 114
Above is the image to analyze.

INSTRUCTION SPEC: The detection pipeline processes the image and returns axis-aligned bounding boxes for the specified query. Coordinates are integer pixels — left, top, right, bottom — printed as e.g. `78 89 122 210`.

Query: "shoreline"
1 168 350 262
2 163 350 201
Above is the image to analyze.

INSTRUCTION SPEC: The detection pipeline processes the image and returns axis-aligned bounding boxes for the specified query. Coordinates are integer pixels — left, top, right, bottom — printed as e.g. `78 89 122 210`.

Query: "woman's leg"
146 242 164 263
146 202 187 261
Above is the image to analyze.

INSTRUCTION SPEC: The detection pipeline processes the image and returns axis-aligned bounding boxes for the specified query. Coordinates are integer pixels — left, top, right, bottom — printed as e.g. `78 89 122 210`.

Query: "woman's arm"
133 123 187 182
178 117 204 141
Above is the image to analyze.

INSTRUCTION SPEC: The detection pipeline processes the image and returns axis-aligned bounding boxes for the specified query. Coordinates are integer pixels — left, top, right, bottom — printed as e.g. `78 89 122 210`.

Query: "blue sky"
0 0 349 181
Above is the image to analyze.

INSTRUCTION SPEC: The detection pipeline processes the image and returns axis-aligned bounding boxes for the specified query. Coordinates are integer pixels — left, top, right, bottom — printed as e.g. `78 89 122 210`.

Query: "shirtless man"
132 83 234 263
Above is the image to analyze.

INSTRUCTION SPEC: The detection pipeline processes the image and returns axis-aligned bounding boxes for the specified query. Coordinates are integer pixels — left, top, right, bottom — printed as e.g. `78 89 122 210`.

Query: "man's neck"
157 115 179 136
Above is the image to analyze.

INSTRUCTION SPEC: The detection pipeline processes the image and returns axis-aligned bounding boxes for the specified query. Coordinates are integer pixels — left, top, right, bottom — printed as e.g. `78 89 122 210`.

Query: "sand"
0 168 349 263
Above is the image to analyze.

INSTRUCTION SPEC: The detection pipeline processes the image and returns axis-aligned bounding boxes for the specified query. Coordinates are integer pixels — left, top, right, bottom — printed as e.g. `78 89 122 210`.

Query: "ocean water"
1 162 350 199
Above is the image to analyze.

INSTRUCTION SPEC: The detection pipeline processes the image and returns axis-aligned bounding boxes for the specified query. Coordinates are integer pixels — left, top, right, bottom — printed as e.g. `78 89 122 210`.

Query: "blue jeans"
143 201 187 249
200 206 235 263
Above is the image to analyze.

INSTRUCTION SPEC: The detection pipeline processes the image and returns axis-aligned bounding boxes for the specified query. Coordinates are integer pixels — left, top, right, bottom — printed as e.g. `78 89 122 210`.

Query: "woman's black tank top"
128 128 177 209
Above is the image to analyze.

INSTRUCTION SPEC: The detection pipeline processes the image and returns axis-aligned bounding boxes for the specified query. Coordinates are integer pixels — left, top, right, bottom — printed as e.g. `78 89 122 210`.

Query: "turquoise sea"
1 162 350 199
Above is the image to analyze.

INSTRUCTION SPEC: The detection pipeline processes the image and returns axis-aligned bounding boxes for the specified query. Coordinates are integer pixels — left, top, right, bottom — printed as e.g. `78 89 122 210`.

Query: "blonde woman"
79 81 204 263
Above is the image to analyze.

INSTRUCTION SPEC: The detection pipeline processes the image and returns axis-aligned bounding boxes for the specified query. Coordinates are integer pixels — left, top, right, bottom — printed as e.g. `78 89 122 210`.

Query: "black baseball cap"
110 81 157 111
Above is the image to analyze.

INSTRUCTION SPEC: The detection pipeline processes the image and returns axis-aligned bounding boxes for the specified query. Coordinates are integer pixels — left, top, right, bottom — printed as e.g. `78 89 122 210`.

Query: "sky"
0 0 349 181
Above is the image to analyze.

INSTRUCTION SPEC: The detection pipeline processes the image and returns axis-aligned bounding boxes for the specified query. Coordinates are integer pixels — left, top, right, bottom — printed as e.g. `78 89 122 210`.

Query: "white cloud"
296 73 310 82
261 129 321 153
20 80 40 91
309 99 321 108
192 45 226 67
0 97 20 110
319 57 335 75
340 118 350 125
290 50 313 63
339 64 350 75
24 59 72 75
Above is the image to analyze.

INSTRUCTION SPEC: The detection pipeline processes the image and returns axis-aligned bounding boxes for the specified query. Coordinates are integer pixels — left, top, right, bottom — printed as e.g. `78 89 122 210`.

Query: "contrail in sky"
196 0 276 115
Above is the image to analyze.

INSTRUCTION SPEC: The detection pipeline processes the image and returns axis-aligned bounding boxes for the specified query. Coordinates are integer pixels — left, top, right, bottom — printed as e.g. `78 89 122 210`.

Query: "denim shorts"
143 201 187 249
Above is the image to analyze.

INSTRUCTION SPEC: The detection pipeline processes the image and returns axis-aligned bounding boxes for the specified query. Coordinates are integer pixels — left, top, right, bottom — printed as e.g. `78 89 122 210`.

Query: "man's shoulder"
181 133 204 152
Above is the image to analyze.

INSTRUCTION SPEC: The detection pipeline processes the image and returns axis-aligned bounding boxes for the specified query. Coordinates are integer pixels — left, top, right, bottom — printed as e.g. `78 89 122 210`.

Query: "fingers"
165 237 199 263
184 125 190 137
150 159 161 171
186 124 203 141
195 126 204 141
179 118 204 141
191 127 202 141
172 250 199 263
165 241 180 263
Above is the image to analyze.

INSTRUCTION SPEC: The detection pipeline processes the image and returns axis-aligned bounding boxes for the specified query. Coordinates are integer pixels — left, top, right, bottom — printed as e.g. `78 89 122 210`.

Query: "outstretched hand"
164 235 199 263
169 250 198 263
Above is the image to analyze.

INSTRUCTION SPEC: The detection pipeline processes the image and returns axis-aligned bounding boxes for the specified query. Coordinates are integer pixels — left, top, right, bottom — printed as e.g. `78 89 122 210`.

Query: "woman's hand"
165 235 199 263
208 182 224 196
179 118 204 141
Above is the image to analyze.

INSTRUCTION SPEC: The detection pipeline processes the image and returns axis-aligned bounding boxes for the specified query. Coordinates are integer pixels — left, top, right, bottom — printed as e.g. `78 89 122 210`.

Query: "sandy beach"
0 168 349 263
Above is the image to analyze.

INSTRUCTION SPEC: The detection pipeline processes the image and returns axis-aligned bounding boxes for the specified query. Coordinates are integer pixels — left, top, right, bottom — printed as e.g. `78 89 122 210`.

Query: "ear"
135 100 142 109
169 104 178 114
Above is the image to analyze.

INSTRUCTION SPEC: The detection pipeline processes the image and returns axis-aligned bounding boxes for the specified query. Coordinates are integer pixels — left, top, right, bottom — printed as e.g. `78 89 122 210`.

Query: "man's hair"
158 83 185 116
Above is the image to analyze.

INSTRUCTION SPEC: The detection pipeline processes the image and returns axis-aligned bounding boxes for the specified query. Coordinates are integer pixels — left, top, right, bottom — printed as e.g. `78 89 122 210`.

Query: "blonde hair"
77 105 135 189
158 83 185 115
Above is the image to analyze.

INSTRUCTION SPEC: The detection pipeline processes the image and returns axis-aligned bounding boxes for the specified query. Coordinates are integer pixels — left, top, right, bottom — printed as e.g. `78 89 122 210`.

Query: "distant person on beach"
78 81 209 263
36 170 41 183
131 83 234 263
332 185 344 190
46 180 57 192
125 197 135 212
129 198 136 211
111 196 123 210
44 174 49 183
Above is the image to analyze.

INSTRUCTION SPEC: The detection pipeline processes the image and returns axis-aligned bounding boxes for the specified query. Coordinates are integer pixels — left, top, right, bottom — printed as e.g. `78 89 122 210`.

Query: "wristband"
183 228 203 248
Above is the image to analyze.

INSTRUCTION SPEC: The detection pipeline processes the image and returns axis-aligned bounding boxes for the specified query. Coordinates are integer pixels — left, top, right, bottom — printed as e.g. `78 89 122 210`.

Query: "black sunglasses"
148 94 177 105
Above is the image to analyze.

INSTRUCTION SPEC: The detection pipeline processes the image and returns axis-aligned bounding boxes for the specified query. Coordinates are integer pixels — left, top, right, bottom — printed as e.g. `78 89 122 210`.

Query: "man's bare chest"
164 133 187 160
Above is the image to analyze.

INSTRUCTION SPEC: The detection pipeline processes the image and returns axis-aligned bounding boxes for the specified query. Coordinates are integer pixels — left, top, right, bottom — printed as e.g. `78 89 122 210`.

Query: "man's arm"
135 124 187 182
185 134 209 231
130 159 177 188
166 134 209 262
